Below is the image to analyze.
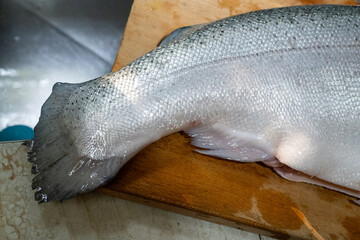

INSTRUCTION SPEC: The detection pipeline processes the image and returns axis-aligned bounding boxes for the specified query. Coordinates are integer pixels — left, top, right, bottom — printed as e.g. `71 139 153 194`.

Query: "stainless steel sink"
0 0 133 141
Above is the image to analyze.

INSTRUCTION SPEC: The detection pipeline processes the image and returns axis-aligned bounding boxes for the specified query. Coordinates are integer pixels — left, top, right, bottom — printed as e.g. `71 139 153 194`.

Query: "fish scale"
30 5 360 202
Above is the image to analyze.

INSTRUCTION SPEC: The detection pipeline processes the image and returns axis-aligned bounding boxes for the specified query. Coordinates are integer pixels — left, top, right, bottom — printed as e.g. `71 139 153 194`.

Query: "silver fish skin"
30 5 360 202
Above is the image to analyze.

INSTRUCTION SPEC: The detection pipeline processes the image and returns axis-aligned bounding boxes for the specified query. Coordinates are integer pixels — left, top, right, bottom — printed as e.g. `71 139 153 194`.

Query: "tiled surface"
0 142 274 240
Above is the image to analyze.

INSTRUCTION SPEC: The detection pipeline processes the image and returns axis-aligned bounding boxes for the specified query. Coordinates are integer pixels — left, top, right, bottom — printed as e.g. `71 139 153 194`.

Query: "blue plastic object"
0 125 34 141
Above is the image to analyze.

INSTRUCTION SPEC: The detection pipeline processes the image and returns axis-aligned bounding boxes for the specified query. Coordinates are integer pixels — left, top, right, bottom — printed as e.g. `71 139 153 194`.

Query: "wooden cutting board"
101 0 360 239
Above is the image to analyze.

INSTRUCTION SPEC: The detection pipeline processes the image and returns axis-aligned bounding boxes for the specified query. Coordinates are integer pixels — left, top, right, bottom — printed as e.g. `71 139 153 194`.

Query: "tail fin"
29 82 122 202
30 82 77 171
31 154 121 203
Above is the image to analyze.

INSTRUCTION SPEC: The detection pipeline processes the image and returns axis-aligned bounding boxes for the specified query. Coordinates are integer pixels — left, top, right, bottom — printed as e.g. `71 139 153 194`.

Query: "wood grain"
103 0 360 239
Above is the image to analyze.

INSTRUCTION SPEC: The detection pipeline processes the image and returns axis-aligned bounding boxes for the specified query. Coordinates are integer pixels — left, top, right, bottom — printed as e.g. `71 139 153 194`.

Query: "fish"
29 5 360 203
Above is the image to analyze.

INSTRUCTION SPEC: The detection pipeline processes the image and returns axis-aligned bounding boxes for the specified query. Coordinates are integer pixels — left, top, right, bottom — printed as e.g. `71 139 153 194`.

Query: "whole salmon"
29 5 360 202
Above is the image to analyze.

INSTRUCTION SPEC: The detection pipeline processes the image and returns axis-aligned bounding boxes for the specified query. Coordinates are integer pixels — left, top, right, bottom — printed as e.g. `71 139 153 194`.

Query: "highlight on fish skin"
29 5 360 203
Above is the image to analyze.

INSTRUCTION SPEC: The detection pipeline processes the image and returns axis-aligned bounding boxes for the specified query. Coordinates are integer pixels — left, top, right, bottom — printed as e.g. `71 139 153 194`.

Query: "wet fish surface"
29 5 360 203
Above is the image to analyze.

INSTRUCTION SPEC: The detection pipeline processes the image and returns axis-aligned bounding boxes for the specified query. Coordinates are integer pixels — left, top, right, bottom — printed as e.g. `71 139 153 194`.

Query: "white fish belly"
144 44 360 192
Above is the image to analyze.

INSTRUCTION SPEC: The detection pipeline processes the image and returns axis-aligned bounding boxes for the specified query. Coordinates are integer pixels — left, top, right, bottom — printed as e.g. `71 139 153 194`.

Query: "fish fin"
30 82 122 202
31 82 78 169
353 199 360 206
274 165 360 199
32 154 121 203
159 23 207 46
185 123 274 162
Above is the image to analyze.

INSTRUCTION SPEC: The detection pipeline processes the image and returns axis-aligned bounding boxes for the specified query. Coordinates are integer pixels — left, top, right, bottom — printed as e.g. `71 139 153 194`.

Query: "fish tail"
29 82 120 203
32 82 77 152
29 82 79 202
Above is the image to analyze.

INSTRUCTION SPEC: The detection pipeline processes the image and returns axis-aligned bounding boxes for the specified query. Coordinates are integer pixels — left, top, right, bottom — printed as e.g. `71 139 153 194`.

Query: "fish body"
30 5 360 202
